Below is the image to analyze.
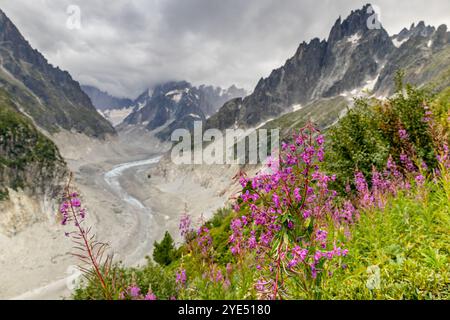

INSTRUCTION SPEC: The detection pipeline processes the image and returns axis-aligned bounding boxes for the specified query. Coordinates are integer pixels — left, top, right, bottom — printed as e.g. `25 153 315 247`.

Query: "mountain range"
119 81 246 140
0 3 449 231
206 4 450 132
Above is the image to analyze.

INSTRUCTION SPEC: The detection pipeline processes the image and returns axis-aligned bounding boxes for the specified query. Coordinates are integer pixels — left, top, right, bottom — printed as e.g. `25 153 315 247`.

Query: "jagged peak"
327 3 385 43
153 80 192 96
0 8 9 21
396 21 436 40
436 24 448 32
294 37 326 57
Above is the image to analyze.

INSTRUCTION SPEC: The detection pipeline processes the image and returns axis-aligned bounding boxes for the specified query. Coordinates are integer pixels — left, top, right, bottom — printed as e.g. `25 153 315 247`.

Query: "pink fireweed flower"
239 176 249 188
129 285 141 298
176 269 187 286
386 156 401 178
196 226 212 256
179 213 192 238
421 161 428 171
229 125 352 299
248 234 257 249
214 270 224 283
144 292 157 300
70 198 81 207
315 229 328 248
398 129 408 140
78 208 86 219
415 174 425 186
294 188 302 202
272 194 280 208
316 135 325 146
226 263 233 275
400 153 416 172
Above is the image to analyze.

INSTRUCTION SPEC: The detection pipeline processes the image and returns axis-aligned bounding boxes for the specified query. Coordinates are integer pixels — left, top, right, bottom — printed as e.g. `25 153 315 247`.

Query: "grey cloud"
1 0 449 98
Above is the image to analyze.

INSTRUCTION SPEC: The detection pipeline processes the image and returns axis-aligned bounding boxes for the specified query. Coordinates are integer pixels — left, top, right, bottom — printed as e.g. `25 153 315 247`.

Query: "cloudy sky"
1 0 449 98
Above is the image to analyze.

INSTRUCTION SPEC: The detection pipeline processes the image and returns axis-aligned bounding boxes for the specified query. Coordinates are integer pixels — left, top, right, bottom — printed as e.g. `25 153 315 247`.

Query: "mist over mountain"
121 81 246 140
81 85 133 111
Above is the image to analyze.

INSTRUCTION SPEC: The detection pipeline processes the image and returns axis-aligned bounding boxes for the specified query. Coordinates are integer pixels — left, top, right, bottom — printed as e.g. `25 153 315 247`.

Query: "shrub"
153 231 179 266
325 80 446 190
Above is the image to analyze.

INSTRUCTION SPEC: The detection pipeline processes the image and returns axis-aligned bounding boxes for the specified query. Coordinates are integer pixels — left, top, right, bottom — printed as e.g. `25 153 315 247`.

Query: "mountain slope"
0 88 67 235
0 9 115 138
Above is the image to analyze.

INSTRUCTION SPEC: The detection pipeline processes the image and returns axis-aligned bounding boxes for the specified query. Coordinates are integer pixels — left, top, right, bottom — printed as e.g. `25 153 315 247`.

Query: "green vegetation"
262 96 348 134
152 231 180 266
0 88 65 199
325 74 448 190
422 47 450 92
321 179 450 299
72 260 178 300
72 79 450 300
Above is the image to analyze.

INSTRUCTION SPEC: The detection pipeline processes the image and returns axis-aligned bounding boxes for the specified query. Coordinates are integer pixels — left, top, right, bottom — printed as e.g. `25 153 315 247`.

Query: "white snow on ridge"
137 101 146 111
100 107 135 126
347 33 362 44
291 104 303 112
171 92 183 103
165 88 190 103
188 113 201 119
427 40 433 48
339 72 381 101
392 37 408 48
363 73 380 92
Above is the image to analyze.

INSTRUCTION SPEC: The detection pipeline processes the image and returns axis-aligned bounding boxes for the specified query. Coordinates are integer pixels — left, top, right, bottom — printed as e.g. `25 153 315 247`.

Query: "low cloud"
1 0 449 98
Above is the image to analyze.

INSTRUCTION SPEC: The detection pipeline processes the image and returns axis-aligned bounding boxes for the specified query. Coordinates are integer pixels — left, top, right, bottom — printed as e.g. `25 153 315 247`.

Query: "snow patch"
137 101 146 111
291 104 303 112
392 37 408 48
165 89 189 103
188 113 201 119
347 33 361 44
100 107 135 126
363 73 380 92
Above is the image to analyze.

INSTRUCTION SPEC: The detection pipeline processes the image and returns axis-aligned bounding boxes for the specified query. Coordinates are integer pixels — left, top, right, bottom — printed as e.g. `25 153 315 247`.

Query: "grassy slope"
322 179 450 299
262 96 348 134
419 47 450 92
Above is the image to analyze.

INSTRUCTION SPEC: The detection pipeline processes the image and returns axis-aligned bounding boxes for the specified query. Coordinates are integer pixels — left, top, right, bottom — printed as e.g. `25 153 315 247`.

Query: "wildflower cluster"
119 285 157 300
179 213 192 239
229 123 352 299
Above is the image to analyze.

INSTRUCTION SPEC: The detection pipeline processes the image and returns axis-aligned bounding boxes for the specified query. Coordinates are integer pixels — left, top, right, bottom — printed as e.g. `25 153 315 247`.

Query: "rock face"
121 81 246 140
81 85 133 111
0 89 67 236
376 22 450 95
207 4 450 131
0 9 115 138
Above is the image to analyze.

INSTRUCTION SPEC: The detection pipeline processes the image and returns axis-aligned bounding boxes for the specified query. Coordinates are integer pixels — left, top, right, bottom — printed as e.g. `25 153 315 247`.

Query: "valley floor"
0 128 231 299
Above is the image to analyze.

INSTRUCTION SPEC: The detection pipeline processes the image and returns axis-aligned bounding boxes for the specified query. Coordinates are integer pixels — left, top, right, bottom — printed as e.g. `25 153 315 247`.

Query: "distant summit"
81 85 133 111
121 81 246 140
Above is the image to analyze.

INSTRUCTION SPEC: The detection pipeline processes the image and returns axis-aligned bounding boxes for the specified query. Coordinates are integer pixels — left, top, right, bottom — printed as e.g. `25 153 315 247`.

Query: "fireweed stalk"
60 173 114 299
177 212 232 298
229 123 354 299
